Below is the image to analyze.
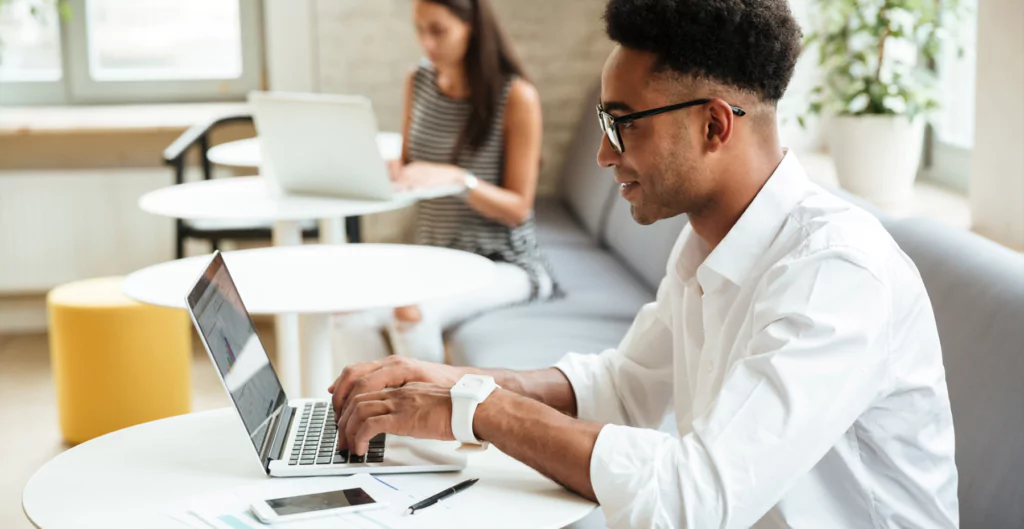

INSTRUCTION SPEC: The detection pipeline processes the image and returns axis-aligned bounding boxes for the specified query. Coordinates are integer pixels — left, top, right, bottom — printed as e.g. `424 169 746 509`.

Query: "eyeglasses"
596 98 746 154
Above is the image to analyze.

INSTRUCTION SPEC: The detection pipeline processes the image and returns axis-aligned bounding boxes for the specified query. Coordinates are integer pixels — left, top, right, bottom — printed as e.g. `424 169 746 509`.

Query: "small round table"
139 176 459 246
123 244 495 398
23 409 597 529
139 178 462 380
206 132 404 169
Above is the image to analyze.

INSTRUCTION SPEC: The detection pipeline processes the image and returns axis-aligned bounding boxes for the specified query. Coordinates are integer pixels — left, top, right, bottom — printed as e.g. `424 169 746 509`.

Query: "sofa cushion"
449 243 653 370
544 244 653 318
534 197 593 248
558 82 618 240
449 308 634 370
602 196 690 294
886 218 1024 529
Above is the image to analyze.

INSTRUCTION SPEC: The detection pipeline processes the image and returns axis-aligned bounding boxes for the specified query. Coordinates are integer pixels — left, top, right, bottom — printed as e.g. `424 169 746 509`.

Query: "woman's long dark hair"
423 0 528 161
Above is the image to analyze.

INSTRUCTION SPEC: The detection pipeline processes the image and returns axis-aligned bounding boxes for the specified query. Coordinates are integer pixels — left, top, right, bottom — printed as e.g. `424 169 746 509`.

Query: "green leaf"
58 1 73 21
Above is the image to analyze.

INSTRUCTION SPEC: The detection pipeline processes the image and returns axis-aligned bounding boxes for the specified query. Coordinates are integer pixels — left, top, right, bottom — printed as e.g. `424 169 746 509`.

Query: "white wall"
263 0 319 93
969 0 1024 249
313 0 612 195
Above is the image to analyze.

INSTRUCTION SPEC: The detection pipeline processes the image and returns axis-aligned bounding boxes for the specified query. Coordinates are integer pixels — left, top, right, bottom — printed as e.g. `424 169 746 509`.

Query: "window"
0 0 65 103
0 0 261 105
925 0 978 192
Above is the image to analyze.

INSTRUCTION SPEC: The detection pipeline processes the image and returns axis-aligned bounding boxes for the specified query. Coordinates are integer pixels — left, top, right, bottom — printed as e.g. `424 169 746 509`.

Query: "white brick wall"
315 0 612 195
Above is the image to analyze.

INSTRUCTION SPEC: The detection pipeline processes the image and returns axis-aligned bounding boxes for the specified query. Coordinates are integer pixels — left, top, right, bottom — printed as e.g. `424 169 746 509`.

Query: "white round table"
23 409 596 529
139 178 462 379
123 244 495 398
206 132 404 168
139 175 460 246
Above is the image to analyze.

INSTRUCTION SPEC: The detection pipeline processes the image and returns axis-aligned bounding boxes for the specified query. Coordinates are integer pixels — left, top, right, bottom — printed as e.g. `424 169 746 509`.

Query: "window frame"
922 0 978 193
0 0 263 105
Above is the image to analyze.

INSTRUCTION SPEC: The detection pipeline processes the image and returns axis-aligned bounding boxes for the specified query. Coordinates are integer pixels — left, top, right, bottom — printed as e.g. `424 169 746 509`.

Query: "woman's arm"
396 79 544 228
394 69 417 173
461 79 543 227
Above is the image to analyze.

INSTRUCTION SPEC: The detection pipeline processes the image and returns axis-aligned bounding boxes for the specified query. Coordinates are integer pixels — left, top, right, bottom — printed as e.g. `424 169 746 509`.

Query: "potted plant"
803 0 969 207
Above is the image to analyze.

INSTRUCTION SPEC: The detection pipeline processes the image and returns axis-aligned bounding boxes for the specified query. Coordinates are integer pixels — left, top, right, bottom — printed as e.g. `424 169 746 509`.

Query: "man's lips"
619 181 640 198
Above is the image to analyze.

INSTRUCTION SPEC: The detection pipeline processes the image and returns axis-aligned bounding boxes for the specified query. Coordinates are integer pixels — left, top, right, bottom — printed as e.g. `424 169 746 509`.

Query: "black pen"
406 478 479 514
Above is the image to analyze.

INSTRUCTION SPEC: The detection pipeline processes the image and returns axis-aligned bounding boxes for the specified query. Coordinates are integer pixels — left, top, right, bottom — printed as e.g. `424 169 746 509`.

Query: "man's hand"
336 383 455 454
328 355 463 420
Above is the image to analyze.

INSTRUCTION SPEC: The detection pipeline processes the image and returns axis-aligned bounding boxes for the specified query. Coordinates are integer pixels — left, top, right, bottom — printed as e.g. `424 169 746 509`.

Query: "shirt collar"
676 149 811 292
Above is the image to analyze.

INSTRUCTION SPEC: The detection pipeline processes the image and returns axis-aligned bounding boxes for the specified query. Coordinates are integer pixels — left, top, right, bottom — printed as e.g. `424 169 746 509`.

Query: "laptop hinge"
264 405 295 471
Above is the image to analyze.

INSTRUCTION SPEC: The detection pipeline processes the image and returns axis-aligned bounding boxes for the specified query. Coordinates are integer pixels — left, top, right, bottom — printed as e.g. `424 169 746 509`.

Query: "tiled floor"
0 326 265 528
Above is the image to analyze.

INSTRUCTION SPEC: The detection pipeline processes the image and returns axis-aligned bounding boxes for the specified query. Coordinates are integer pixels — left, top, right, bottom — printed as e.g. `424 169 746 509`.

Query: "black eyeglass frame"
596 98 746 153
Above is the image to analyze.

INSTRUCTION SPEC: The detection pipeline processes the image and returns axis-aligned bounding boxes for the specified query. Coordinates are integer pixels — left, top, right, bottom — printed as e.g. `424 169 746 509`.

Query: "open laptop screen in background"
186 253 286 457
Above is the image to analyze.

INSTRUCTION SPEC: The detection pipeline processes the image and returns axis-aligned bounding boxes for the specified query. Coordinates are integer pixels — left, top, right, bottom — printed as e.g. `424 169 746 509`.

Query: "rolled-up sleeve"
554 277 676 429
583 250 892 528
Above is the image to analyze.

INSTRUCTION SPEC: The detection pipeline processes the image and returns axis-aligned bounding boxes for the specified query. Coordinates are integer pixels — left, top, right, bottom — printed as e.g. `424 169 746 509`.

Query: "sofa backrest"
602 195 689 293
887 217 1024 528
558 82 618 240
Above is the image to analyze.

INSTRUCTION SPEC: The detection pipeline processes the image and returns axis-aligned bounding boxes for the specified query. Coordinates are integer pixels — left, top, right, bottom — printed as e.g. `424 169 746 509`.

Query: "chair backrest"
558 82 618 240
887 217 1024 528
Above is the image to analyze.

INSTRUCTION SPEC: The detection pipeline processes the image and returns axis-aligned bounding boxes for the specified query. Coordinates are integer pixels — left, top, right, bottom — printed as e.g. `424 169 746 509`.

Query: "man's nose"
596 134 620 168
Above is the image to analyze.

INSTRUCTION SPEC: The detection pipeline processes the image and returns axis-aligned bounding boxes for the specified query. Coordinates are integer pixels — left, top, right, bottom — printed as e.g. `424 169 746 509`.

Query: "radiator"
0 168 176 295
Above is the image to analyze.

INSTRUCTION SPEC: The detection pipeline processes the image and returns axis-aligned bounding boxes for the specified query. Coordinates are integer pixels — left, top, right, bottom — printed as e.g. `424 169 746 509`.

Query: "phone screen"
265 488 377 516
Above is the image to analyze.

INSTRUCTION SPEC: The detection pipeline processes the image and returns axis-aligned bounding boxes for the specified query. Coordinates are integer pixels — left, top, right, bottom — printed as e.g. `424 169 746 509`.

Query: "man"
328 0 960 526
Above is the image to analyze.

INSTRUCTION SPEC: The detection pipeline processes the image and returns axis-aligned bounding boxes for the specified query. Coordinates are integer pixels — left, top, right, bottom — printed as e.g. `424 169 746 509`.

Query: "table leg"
319 218 347 244
272 221 303 397
299 313 335 399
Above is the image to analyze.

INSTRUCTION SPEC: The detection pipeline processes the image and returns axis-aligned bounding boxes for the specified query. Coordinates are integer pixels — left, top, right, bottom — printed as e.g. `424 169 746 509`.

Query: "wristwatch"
458 171 479 200
450 374 499 445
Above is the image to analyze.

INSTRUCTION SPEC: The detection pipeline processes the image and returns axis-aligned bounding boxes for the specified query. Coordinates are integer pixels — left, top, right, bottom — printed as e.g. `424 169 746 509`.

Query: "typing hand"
328 355 463 421
335 382 455 454
387 159 404 181
393 162 464 190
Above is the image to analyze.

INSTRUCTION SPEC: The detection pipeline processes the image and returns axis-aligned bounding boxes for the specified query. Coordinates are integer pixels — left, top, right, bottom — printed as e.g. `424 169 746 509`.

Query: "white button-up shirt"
556 152 959 528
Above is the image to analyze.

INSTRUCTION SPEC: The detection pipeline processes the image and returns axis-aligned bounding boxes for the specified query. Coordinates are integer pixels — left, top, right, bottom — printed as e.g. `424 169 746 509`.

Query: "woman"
334 0 556 363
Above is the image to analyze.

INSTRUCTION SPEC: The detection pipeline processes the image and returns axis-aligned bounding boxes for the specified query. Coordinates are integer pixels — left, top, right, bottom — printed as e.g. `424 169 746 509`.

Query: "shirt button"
704 359 714 373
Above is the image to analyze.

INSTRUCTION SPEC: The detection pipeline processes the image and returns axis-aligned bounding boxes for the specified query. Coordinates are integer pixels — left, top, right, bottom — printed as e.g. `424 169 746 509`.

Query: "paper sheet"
166 474 476 529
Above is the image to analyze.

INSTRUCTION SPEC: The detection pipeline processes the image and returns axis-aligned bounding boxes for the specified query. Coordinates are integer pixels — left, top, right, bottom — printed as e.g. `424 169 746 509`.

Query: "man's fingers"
337 357 414 415
336 391 371 448
342 399 392 453
343 365 413 414
331 362 385 415
352 416 394 456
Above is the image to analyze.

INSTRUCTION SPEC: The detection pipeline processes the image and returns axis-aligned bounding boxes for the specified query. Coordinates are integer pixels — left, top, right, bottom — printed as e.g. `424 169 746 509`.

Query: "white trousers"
331 263 542 367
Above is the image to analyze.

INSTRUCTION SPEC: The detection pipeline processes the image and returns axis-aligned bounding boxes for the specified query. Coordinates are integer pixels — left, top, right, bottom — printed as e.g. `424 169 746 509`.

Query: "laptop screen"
186 253 286 459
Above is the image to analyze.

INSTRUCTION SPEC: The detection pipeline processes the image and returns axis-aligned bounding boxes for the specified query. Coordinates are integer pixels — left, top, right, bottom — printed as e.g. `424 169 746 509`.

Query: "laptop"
186 251 467 477
248 91 460 201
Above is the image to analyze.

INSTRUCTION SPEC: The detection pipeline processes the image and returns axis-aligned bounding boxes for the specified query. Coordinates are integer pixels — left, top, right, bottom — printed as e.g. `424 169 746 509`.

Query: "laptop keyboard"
288 402 386 466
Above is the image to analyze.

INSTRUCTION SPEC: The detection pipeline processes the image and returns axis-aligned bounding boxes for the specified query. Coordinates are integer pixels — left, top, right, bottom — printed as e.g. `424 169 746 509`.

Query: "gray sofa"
448 84 1024 528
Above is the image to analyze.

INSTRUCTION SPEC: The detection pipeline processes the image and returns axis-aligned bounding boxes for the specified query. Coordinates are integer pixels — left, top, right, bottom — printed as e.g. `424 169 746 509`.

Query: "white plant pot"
826 115 926 207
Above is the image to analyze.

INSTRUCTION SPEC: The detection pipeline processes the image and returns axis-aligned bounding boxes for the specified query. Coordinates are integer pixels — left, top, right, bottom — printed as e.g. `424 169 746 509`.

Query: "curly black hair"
604 0 802 104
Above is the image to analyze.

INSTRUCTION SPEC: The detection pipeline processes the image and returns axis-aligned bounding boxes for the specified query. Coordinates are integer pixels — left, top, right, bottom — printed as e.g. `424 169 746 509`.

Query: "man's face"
597 46 716 225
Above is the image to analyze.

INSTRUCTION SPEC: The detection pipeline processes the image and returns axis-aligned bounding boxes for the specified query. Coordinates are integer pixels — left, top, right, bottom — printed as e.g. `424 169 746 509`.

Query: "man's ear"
704 98 735 153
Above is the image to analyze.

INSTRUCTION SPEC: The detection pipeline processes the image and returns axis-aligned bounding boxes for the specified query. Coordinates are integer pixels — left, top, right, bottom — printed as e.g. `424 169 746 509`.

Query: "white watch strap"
451 398 481 444
458 172 479 200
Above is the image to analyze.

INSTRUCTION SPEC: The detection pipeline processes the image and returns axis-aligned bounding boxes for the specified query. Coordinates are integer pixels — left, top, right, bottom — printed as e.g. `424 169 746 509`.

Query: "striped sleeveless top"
408 62 557 301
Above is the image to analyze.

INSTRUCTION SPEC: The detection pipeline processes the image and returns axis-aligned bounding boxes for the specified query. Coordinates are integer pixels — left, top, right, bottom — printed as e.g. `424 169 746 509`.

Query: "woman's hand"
394 162 466 190
387 159 404 181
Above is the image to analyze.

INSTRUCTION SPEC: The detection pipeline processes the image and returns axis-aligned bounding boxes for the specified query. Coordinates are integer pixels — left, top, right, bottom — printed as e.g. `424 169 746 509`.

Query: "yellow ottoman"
48 277 192 445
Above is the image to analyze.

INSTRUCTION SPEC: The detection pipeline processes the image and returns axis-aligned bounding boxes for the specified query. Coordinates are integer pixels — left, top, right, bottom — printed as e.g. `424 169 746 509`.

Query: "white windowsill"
799 151 971 231
0 102 251 136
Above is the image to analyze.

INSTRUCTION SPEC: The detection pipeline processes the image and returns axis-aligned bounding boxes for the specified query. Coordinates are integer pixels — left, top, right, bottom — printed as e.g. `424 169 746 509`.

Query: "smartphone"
250 487 388 524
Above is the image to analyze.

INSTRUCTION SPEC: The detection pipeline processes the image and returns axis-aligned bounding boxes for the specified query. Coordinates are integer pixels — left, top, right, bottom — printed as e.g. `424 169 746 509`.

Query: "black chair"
162 113 361 258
